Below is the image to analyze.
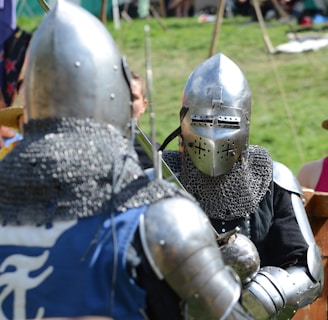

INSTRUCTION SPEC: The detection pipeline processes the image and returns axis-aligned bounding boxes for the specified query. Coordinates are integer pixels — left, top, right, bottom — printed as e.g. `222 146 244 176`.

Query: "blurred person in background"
131 70 157 169
297 118 328 192
0 57 26 157
0 89 23 151
0 104 24 160
168 0 194 17
0 0 31 107
0 0 16 93
131 71 148 121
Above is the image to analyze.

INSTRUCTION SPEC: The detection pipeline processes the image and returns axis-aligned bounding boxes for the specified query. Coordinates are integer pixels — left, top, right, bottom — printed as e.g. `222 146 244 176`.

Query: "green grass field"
18 13 328 175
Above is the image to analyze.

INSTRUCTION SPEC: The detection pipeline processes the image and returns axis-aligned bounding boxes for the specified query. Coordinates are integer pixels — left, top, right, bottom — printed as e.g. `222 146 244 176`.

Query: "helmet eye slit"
191 115 241 128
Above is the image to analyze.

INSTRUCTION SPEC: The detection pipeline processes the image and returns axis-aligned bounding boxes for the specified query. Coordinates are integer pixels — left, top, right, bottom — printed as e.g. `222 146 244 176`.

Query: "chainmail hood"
0 118 189 225
163 145 272 220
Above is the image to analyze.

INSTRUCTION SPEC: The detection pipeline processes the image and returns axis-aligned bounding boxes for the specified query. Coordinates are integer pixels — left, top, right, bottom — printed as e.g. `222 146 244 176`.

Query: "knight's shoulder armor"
139 196 247 320
273 160 303 195
242 161 324 319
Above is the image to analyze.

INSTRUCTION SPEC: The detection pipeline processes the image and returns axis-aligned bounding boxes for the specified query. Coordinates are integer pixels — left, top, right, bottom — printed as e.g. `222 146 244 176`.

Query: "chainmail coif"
163 145 272 221
0 117 190 226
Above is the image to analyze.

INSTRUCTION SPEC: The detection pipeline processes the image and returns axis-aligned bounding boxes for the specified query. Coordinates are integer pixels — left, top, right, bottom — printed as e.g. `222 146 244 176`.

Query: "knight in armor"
160 52 324 319
0 2 252 319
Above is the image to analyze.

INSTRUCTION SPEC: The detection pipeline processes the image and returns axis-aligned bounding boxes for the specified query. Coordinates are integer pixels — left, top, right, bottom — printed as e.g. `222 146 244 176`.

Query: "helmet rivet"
74 61 81 68
110 93 115 100
113 65 118 71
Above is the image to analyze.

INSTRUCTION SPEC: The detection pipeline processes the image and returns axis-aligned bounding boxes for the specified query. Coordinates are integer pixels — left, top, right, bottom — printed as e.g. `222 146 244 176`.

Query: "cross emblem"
194 141 206 155
221 143 235 157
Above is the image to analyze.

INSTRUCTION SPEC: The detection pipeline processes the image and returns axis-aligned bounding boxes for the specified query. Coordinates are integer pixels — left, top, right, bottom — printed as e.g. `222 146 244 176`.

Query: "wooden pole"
100 0 108 24
270 0 288 20
252 0 275 54
150 4 168 31
159 0 167 17
208 0 226 58
37 0 50 13
121 1 133 23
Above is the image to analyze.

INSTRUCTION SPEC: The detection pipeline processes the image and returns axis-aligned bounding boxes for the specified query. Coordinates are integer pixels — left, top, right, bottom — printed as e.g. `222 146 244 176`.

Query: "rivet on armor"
159 240 165 246
110 93 115 100
113 65 118 71
74 61 81 68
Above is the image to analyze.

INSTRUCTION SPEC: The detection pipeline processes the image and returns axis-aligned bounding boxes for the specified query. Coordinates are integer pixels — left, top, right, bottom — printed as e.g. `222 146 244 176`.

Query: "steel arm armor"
242 161 323 319
139 197 252 320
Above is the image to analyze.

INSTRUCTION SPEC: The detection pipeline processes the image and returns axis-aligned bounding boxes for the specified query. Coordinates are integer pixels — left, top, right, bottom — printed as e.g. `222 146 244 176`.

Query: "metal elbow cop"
242 161 323 319
139 196 251 320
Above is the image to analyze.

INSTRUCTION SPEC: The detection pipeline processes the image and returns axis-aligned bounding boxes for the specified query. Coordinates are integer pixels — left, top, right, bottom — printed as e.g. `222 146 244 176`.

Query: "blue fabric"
0 0 16 89
0 206 147 319
0 0 16 47
3 133 23 147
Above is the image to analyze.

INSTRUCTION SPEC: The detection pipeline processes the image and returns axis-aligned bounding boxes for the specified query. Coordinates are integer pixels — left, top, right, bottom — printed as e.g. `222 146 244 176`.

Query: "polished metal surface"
181 53 251 177
25 0 132 136
139 197 243 320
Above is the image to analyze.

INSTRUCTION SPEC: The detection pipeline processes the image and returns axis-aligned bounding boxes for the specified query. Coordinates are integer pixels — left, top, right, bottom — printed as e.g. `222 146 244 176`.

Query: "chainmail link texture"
163 145 273 220
0 118 190 225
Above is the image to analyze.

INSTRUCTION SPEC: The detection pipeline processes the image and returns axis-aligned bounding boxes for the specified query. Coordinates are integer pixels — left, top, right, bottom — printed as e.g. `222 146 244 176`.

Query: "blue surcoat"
0 206 147 319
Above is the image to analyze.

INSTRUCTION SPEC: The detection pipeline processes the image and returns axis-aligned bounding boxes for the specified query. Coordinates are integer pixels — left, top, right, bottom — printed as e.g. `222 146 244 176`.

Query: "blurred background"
4 0 328 174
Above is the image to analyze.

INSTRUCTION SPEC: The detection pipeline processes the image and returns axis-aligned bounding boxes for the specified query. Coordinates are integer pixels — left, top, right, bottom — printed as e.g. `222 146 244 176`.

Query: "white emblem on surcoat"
0 220 77 319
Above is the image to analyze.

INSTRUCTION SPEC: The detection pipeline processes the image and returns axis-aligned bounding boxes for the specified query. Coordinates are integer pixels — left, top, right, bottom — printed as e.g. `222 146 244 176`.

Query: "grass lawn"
18 12 328 175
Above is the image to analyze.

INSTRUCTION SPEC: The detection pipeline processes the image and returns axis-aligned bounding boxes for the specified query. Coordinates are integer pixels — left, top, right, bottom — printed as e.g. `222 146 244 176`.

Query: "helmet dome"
25 0 132 136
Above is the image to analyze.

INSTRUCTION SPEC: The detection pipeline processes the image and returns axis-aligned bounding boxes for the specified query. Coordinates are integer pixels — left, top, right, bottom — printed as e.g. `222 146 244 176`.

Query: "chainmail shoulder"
163 145 273 221
0 118 191 225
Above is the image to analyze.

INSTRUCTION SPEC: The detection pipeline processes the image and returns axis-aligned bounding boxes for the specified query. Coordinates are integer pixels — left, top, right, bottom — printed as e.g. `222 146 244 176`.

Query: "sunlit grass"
18 14 328 174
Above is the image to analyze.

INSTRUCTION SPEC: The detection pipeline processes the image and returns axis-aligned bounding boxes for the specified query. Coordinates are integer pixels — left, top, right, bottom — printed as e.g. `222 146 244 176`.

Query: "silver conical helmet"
180 53 251 177
25 0 132 136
